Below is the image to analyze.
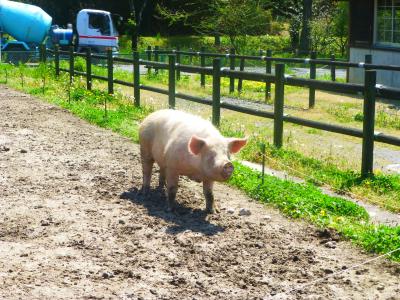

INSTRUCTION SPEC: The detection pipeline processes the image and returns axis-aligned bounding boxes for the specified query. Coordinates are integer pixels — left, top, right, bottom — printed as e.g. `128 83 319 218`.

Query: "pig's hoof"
139 187 150 195
206 207 219 214
166 202 177 213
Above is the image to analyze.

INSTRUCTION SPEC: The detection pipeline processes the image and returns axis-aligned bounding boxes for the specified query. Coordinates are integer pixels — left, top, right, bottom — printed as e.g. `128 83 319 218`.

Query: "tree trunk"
299 0 312 54
131 27 138 51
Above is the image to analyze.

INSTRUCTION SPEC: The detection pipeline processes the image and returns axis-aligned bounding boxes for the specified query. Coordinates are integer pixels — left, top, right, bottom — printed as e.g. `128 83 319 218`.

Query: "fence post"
39 44 43 62
134 51 140 107
309 51 317 108
69 46 74 84
229 48 235 93
212 58 221 127
330 54 336 82
168 54 176 109
238 57 245 93
154 45 159 75
200 46 206 87
85 48 92 91
107 49 113 95
274 64 285 148
41 44 47 63
266 49 272 101
176 46 181 81
55 45 60 77
189 48 193 65
365 54 372 65
147 46 152 75
361 70 376 177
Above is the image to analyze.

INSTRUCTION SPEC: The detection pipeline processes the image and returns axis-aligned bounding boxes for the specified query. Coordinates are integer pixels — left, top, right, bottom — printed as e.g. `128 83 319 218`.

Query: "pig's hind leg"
140 145 154 194
166 169 179 211
158 167 166 190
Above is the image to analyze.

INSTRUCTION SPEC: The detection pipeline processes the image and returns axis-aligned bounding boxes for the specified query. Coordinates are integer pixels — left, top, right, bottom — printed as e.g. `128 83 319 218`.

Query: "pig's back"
140 109 220 140
140 109 222 164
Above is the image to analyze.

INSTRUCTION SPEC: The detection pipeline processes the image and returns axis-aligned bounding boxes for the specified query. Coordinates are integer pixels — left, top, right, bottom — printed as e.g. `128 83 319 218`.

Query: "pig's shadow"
120 187 224 236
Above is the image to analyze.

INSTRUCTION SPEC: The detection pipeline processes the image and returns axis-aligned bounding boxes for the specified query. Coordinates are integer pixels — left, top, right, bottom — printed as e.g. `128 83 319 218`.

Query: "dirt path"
0 86 399 299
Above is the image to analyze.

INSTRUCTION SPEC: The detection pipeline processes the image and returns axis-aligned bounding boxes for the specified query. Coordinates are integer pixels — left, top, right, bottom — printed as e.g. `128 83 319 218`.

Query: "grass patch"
228 162 400 261
236 140 400 212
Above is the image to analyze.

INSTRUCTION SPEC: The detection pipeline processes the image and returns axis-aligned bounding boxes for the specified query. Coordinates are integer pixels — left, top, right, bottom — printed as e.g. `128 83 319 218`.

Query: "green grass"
235 138 400 212
2 62 400 262
228 162 400 261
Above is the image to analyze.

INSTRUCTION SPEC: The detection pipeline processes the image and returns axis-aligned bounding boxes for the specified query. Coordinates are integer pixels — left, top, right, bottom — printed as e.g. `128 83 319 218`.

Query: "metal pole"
229 48 235 93
134 52 140 107
42 44 47 63
200 46 206 87
55 44 60 77
107 49 113 94
309 51 317 108
330 54 336 82
69 46 74 84
168 54 176 109
274 64 285 148
86 48 92 90
147 46 151 75
261 143 266 185
176 46 181 81
361 70 376 177
154 45 159 75
266 49 272 101
238 57 245 93
212 59 221 127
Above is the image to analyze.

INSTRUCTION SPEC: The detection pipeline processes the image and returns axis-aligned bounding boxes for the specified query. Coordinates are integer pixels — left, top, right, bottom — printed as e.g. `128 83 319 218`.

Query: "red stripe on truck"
79 35 118 40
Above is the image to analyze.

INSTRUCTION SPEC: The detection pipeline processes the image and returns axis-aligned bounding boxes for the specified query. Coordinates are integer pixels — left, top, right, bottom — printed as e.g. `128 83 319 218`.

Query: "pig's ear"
227 138 247 154
188 135 207 155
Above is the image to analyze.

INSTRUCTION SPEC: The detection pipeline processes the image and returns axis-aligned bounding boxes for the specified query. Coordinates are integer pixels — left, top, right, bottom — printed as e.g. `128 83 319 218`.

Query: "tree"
158 0 272 53
299 0 312 54
128 0 150 51
268 0 336 53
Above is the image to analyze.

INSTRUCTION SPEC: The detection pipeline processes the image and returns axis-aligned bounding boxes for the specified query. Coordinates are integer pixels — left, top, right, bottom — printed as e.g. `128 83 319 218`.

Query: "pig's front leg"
166 170 179 211
203 180 218 214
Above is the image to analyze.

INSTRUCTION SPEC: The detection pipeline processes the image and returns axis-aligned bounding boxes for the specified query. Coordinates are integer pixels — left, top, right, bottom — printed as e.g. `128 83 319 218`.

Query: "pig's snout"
222 162 234 180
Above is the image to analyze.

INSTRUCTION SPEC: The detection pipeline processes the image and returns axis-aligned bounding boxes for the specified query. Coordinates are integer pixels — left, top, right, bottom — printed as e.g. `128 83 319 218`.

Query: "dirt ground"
0 86 399 300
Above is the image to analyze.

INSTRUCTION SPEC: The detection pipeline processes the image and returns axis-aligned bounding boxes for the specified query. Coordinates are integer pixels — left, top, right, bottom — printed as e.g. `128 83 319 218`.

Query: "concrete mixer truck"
0 0 119 62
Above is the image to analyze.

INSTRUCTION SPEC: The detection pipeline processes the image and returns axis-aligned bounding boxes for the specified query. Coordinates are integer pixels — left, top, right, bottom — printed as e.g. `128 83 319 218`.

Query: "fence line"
47 46 400 177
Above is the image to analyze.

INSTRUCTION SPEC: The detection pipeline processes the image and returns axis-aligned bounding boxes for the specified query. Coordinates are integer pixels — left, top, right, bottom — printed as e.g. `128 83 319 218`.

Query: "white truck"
0 0 119 58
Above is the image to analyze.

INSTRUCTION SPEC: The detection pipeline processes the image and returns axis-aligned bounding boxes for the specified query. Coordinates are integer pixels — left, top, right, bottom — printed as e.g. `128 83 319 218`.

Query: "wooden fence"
143 47 400 104
47 46 400 177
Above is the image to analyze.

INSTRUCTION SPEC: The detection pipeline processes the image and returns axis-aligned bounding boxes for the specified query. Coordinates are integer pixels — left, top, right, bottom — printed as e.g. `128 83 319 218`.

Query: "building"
349 0 400 88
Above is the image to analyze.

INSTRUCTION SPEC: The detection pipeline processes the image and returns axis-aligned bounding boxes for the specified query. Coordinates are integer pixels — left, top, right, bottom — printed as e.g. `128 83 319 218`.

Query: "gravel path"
0 86 399 299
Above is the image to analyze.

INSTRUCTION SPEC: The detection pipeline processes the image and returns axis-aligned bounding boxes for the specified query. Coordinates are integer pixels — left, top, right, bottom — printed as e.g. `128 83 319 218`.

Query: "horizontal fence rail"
145 48 400 72
49 46 400 177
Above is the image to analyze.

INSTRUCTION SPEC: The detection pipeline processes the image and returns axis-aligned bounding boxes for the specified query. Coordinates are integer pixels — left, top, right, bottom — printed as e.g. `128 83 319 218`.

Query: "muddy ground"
0 86 399 299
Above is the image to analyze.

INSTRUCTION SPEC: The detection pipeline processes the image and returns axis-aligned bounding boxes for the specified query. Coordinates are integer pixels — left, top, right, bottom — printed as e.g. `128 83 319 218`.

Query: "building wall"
349 47 400 87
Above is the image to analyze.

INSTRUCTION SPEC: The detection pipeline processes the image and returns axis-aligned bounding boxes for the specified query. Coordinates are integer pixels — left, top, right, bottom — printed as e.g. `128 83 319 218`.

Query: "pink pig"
139 109 247 213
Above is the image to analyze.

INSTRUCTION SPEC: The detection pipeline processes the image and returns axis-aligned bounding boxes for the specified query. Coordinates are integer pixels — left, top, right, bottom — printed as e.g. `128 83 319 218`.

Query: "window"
376 0 400 45
88 13 111 36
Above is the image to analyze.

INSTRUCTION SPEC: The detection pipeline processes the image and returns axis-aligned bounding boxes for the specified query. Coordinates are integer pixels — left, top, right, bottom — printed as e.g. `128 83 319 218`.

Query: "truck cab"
76 9 119 53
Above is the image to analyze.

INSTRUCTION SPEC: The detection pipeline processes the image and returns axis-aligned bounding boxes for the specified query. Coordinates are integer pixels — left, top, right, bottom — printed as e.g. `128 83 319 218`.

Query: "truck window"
88 13 110 36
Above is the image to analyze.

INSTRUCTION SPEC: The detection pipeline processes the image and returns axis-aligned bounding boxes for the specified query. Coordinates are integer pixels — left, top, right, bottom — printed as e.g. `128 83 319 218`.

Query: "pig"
139 109 247 214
